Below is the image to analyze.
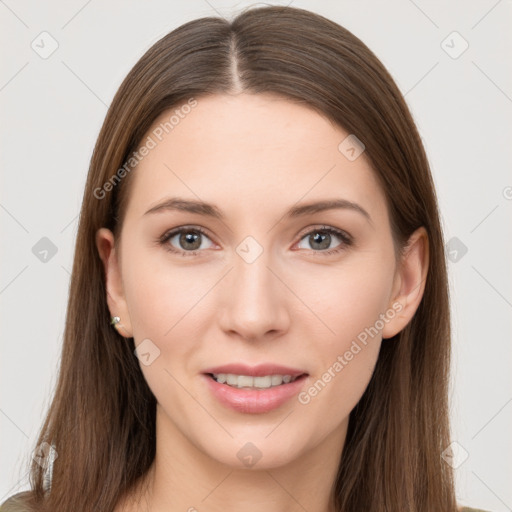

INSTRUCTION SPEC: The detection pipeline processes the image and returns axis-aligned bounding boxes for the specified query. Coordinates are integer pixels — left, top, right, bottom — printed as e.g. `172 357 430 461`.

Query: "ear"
382 226 429 339
95 228 133 338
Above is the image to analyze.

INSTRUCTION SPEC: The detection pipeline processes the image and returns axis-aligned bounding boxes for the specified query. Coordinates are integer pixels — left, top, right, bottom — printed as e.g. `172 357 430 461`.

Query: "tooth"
271 375 283 386
212 373 301 387
226 374 238 385
237 375 254 388
253 376 272 388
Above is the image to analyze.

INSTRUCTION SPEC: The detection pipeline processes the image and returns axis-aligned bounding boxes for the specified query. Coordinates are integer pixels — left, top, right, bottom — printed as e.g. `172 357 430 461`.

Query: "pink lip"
201 364 309 414
202 363 307 378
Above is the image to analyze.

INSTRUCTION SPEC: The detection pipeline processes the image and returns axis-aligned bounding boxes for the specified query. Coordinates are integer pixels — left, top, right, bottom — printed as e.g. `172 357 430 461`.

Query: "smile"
209 373 302 389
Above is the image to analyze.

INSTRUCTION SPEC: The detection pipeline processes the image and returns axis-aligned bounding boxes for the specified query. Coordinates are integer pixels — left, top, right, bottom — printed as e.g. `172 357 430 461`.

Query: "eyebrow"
143 197 373 225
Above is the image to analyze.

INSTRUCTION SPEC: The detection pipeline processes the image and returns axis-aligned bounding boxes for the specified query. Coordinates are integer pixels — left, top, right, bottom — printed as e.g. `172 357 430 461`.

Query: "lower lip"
202 374 308 414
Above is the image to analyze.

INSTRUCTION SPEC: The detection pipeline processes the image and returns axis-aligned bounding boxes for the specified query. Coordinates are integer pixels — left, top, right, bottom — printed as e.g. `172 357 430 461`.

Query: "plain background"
1 0 511 510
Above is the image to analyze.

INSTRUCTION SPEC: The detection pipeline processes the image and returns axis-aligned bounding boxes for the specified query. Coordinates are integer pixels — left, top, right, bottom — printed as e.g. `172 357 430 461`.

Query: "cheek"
122 247 216 389
298 252 394 346
295 253 393 405
295 289 386 430
330 269 391 343
123 245 208 338
123 255 204 398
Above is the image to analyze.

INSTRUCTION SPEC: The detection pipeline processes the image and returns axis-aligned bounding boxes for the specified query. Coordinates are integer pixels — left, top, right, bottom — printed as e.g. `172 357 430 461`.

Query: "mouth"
205 372 307 390
201 363 309 413
202 371 309 414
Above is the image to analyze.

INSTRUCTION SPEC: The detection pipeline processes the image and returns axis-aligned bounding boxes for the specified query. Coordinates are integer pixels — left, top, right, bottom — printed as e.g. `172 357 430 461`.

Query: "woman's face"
97 93 425 470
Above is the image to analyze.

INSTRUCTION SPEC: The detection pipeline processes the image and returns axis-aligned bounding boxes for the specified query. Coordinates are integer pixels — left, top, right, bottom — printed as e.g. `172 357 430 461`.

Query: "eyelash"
158 225 353 258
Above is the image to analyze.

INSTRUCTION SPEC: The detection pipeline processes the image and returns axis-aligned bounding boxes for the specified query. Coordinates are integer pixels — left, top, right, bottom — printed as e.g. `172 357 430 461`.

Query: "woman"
1 5 491 512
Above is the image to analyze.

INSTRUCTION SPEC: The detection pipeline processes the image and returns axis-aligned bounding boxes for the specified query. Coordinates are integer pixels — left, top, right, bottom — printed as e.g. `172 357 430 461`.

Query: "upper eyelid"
162 225 213 242
297 224 351 239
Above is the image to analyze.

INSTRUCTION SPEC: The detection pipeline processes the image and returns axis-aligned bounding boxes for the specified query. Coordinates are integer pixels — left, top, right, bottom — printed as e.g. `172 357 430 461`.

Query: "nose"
217 246 291 342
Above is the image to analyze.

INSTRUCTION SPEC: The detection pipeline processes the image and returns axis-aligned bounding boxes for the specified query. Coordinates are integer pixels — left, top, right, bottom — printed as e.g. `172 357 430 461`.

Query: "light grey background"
1 1 511 510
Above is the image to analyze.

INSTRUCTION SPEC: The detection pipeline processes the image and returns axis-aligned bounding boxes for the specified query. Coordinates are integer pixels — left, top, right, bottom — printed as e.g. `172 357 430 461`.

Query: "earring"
110 316 121 328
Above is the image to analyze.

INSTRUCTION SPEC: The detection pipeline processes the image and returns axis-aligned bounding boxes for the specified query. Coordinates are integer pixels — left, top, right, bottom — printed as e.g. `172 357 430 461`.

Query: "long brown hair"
3 6 457 511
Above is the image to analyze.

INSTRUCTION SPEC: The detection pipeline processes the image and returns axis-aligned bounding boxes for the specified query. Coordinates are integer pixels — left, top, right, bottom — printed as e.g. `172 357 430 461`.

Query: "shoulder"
0 494 495 512
0 491 34 512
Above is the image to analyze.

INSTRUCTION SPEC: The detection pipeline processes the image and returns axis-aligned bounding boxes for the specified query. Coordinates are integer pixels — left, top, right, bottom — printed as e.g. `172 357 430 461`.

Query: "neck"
116 404 347 512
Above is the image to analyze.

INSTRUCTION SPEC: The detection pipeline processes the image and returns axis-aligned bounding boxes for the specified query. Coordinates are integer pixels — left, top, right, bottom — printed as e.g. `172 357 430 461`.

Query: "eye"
158 224 353 258
296 225 353 255
159 226 215 256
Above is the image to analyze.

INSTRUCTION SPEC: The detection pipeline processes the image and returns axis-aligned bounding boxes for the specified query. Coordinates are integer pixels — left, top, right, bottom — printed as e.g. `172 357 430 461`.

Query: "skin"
96 93 428 512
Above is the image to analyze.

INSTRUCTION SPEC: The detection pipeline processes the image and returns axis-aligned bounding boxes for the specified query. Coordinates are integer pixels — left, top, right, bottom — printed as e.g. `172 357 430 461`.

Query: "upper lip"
202 363 308 378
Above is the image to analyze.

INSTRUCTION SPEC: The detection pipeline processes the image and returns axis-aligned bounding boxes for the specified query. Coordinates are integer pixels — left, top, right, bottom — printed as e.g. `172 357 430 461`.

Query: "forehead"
124 93 387 223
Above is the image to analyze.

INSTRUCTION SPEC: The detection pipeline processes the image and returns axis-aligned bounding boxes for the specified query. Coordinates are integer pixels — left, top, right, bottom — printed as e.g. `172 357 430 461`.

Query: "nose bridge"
218 238 289 339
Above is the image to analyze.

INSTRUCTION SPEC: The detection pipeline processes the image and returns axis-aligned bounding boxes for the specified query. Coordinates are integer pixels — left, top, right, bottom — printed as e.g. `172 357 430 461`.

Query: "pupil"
311 232 330 250
180 231 201 250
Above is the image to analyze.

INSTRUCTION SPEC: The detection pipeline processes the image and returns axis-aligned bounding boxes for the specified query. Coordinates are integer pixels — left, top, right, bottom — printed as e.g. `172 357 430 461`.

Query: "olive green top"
0 492 492 512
